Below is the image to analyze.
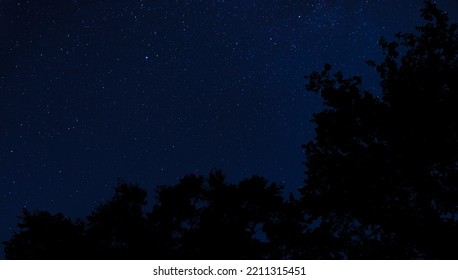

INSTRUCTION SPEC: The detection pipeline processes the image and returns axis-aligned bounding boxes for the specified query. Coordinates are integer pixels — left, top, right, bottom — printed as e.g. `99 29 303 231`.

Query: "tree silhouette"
300 0 458 259
3 209 86 259
3 171 289 259
85 181 149 259
147 170 288 259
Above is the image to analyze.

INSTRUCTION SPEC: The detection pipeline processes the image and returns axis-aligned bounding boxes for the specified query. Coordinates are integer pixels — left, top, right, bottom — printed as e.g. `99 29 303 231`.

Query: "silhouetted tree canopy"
300 0 458 259
3 1 458 259
148 171 288 259
4 171 289 259
3 210 86 259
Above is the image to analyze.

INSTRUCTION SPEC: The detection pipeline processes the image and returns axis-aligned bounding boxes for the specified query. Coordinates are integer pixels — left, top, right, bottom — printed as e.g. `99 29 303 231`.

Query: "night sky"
1 0 458 251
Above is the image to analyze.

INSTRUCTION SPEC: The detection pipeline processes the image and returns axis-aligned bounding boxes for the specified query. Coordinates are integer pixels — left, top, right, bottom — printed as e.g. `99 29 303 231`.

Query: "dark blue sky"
1 0 458 248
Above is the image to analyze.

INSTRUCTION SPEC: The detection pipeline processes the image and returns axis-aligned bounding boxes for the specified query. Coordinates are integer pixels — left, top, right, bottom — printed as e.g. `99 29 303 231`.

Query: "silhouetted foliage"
3 210 86 259
85 181 148 259
147 170 288 259
300 0 458 259
3 1 458 260
3 171 288 259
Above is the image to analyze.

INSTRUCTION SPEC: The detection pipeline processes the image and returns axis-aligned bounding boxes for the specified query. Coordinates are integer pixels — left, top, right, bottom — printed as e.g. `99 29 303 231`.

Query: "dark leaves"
301 0 458 259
